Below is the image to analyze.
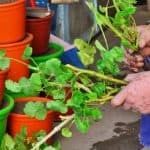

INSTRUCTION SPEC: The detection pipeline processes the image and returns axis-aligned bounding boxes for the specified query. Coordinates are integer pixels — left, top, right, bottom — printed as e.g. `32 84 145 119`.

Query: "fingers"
123 102 132 110
139 47 150 56
124 73 138 82
111 88 127 107
137 25 150 48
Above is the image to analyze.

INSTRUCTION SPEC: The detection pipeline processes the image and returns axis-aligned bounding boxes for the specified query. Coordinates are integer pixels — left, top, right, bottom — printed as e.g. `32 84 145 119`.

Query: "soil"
42 48 57 56
11 102 26 114
91 121 143 150
0 99 8 109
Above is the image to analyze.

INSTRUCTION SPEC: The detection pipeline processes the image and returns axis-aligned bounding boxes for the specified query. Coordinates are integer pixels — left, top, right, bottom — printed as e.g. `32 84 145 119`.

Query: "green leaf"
95 40 106 53
47 100 68 113
99 5 107 13
74 116 90 133
53 141 61 150
0 50 6 57
61 128 72 138
44 59 61 75
86 92 97 99
92 83 106 97
24 101 47 120
0 57 10 70
0 134 15 150
71 91 85 107
44 146 57 150
5 80 21 93
51 89 65 100
74 39 96 66
22 46 32 60
30 73 42 91
91 109 103 120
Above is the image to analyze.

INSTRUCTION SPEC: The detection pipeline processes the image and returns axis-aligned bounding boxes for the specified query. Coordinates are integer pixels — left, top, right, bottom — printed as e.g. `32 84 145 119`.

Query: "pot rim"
0 94 14 116
0 33 33 48
9 96 53 118
32 42 64 61
26 12 55 23
0 0 25 8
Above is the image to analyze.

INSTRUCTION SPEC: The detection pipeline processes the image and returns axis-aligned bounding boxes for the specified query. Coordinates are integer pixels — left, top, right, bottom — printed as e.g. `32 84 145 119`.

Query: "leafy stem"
66 64 127 85
31 114 75 150
9 57 39 71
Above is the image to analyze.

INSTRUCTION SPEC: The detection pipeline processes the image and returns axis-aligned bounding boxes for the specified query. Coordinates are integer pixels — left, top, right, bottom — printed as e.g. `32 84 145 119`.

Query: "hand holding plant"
111 71 150 114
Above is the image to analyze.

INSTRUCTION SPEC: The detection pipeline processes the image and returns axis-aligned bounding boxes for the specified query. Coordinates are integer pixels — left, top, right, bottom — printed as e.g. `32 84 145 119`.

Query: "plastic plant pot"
0 33 33 82
26 13 54 56
0 0 26 44
8 97 54 143
0 94 14 143
32 42 64 65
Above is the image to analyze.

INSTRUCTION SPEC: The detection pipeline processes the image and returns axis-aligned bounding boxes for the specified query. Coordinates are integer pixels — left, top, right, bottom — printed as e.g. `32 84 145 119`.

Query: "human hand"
111 71 150 114
123 25 150 72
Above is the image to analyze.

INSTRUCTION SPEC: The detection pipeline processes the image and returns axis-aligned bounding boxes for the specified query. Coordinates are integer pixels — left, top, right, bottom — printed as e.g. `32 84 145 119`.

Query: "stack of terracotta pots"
0 0 33 82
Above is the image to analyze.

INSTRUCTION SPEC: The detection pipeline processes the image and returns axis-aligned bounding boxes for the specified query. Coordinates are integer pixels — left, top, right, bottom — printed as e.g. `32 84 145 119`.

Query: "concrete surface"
55 5 150 150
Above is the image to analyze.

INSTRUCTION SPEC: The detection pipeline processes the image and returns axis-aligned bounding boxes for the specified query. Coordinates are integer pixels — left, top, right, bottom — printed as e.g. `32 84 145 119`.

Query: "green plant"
3 0 141 148
0 126 61 150
0 50 10 71
3 44 127 150
86 0 139 52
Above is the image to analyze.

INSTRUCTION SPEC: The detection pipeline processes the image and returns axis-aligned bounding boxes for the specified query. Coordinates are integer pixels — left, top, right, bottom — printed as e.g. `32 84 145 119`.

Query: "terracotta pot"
26 13 54 56
0 0 26 44
0 69 9 106
8 97 53 142
0 94 14 143
0 33 33 81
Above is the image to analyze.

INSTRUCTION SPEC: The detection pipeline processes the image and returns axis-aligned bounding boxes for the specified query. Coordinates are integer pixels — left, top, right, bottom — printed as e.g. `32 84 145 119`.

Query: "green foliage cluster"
1 0 139 147
0 50 10 71
0 127 60 150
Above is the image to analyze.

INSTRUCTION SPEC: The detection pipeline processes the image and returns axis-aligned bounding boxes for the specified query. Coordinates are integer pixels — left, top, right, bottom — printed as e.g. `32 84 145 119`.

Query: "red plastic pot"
0 33 33 81
26 13 54 56
7 97 54 142
0 69 9 105
0 0 26 44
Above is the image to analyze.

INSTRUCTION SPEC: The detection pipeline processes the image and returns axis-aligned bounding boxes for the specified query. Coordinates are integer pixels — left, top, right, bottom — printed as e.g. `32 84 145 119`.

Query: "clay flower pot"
26 13 54 56
0 33 33 81
0 94 14 143
8 97 54 142
0 0 26 44
0 69 9 105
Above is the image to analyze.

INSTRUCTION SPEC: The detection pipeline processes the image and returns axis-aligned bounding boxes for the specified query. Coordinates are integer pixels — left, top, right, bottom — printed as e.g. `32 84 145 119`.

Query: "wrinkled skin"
124 25 150 72
111 72 150 114
112 25 150 114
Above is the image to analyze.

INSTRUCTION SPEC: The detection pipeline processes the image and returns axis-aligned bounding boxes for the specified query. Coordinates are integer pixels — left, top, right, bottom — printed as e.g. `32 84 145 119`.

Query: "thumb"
124 73 138 82
139 39 146 49
111 88 127 107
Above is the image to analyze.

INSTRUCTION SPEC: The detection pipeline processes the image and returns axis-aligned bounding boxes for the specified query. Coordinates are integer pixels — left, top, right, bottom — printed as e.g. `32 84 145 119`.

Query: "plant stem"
66 64 127 85
99 25 109 50
75 82 92 93
31 114 75 150
86 96 113 104
9 57 39 71
103 88 119 97
112 0 120 12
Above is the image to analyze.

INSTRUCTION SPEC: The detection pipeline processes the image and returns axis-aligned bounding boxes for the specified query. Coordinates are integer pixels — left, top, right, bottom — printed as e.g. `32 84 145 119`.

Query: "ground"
56 5 150 150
